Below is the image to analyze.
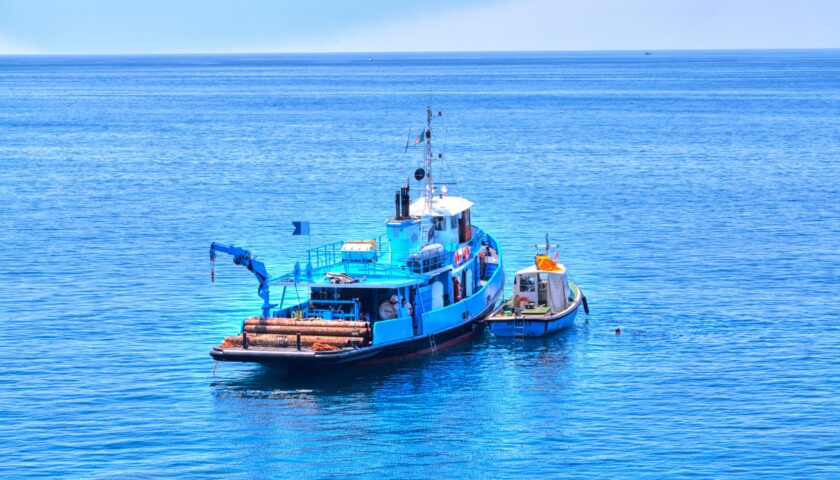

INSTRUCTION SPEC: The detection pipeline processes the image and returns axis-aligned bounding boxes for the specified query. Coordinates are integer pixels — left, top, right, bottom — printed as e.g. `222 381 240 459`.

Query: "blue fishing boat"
209 107 505 368
485 238 588 338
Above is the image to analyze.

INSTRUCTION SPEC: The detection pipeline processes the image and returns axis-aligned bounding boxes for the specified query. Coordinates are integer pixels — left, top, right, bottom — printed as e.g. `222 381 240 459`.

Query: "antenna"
424 106 434 212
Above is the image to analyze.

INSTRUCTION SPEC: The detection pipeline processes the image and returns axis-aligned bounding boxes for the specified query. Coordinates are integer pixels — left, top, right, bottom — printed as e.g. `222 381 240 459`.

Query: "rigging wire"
438 127 464 199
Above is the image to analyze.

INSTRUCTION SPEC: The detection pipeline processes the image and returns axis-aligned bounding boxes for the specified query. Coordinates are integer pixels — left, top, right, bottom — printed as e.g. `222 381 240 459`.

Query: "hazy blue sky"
1 0 839 54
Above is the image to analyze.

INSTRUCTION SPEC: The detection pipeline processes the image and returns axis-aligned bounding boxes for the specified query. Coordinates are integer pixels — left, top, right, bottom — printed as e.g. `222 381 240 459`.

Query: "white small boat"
485 248 587 338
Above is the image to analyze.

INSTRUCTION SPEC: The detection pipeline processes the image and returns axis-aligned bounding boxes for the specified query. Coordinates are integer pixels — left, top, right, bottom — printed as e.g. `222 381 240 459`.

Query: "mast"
424 106 433 212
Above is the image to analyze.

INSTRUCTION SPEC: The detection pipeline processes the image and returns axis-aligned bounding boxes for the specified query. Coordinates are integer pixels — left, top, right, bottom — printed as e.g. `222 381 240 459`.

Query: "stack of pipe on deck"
219 317 371 349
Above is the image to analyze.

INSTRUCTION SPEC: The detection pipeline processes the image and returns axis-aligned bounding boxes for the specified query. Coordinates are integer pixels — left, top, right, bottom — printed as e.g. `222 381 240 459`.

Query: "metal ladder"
513 308 526 339
429 334 438 355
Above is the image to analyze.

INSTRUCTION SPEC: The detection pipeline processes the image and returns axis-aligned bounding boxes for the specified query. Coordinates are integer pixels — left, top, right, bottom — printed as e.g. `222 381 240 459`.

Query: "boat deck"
270 256 427 289
210 343 373 366
486 309 555 322
487 304 551 318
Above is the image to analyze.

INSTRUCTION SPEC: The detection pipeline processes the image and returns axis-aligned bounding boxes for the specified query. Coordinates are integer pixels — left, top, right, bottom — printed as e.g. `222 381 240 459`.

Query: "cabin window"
450 214 459 230
433 216 446 231
519 275 536 292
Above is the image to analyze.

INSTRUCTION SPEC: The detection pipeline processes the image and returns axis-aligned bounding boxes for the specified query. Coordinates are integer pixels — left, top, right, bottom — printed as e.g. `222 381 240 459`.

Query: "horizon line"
1 47 839 58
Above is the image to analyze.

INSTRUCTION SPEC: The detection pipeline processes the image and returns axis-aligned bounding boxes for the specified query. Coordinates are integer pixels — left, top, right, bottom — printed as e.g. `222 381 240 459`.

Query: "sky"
1 0 839 55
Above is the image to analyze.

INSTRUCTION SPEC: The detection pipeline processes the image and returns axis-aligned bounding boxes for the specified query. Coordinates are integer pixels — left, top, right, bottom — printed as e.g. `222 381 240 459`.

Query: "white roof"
516 265 541 275
410 195 473 217
516 264 566 276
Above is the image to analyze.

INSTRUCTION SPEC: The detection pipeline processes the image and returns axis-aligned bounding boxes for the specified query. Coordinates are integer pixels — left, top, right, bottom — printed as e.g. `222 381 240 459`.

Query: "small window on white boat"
519 275 536 292
433 216 446 231
450 214 458 230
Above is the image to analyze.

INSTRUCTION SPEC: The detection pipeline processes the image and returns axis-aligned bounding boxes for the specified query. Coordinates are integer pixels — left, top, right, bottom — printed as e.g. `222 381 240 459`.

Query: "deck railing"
290 227 486 279
305 234 392 270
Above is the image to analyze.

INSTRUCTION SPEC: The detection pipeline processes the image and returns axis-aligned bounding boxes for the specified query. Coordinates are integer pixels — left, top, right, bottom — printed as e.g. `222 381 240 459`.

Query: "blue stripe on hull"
488 304 579 337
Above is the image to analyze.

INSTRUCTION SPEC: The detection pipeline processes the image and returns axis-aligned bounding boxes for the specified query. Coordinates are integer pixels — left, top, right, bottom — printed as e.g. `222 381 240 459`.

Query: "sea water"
0 51 838 478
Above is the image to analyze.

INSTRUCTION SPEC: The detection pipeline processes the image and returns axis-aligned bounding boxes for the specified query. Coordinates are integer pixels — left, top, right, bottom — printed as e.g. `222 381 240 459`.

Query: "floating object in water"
615 328 621 335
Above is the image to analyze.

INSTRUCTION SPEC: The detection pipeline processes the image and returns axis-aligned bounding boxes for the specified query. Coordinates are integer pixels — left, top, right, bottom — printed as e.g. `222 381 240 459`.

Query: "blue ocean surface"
0 51 838 478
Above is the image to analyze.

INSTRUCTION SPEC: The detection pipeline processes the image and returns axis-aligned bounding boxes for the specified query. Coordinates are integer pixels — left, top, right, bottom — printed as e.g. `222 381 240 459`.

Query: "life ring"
464 245 470 260
454 250 462 266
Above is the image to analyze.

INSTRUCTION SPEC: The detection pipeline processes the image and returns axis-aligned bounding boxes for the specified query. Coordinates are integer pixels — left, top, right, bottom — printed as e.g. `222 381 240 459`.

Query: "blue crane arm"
210 242 276 318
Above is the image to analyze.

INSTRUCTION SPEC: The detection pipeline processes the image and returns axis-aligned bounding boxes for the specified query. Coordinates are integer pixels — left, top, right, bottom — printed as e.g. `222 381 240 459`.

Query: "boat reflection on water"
209 332 487 402
210 324 580 404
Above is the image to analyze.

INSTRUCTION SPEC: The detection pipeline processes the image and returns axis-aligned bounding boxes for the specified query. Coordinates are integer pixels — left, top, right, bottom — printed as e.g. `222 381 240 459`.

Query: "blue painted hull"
210 297 500 368
486 282 584 337
486 304 578 337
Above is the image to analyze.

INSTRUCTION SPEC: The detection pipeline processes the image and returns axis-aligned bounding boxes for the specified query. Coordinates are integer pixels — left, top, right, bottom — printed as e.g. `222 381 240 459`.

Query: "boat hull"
210 262 505 369
486 305 578 337
209 292 500 368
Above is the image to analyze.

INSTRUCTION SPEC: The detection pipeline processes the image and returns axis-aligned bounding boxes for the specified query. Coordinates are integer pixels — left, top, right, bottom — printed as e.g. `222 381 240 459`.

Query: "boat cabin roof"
410 195 473 217
515 264 566 277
